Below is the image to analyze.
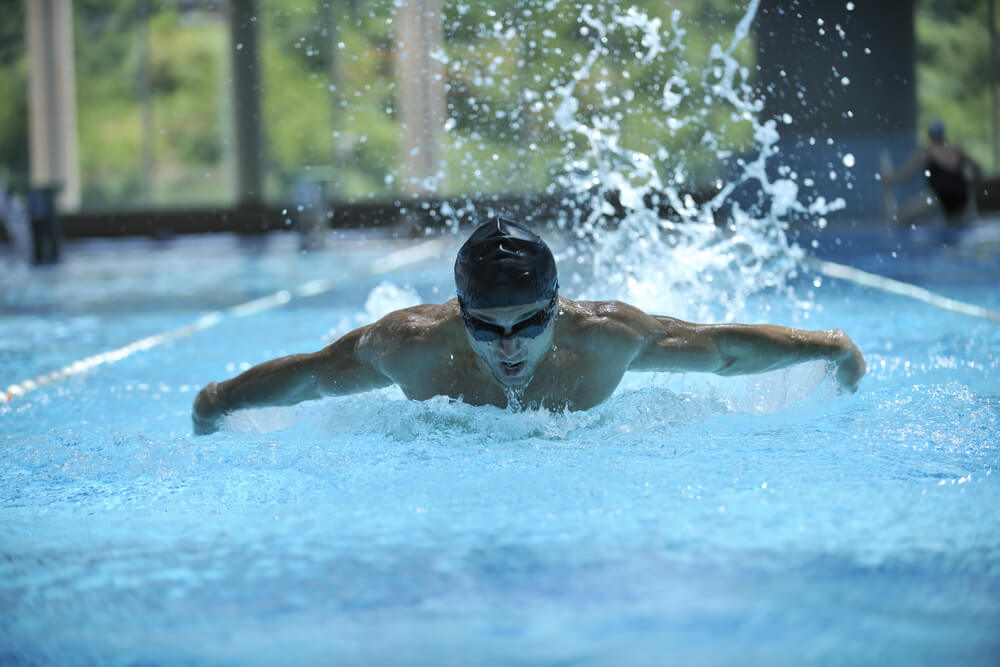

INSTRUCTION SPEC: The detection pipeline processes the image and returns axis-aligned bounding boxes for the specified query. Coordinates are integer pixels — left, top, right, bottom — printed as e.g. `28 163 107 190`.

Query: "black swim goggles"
459 295 558 342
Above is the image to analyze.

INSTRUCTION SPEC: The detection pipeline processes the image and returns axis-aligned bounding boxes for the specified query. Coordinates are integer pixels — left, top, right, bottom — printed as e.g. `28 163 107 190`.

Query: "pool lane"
1 233 458 404
806 257 1000 323
4 222 998 404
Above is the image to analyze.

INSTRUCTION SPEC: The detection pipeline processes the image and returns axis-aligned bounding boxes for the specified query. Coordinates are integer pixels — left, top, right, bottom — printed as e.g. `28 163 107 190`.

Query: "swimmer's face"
461 296 557 386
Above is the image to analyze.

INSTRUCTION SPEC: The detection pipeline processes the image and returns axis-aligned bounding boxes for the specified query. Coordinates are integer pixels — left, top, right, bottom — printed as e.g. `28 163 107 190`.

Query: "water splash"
442 2 846 322
323 281 423 343
504 386 524 412
0 181 30 258
549 2 846 320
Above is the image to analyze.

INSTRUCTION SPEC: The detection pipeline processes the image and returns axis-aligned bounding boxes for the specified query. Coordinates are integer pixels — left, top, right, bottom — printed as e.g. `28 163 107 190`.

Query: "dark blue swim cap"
454 217 558 309
928 120 945 142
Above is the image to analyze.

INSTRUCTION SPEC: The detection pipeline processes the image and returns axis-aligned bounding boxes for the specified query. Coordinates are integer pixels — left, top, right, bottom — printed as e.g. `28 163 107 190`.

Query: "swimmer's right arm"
960 149 984 179
882 147 927 186
192 325 392 435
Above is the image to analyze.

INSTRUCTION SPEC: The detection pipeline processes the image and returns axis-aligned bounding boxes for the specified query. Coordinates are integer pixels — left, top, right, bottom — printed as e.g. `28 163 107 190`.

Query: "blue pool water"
1 227 998 665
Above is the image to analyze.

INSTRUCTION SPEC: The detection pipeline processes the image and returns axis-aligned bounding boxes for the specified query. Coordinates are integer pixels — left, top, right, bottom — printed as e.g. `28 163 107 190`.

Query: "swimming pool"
2 224 998 665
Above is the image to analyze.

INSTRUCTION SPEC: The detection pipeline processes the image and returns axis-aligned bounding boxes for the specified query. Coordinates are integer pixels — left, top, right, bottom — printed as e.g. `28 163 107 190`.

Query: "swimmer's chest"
391 348 506 406
524 348 627 410
395 346 626 410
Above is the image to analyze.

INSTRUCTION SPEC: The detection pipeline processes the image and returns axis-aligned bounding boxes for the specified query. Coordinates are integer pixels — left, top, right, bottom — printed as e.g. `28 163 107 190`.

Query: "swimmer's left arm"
192 324 393 435
628 314 866 392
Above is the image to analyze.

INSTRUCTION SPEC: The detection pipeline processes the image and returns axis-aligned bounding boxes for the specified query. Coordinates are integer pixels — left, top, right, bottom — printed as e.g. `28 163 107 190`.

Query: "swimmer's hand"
192 382 225 435
830 330 866 393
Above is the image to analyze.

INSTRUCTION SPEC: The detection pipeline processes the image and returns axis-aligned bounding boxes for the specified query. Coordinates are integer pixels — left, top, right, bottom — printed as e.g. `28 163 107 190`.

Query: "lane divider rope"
8 242 990 403
806 256 1000 324
2 237 452 403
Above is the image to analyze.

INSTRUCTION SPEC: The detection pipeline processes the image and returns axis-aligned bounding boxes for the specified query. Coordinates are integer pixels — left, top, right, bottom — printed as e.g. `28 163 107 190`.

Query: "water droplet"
842 153 855 168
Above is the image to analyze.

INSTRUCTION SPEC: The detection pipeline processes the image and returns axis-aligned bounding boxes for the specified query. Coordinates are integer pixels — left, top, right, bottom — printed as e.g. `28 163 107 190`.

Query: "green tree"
439 0 756 196
259 0 400 201
916 0 995 171
10 0 990 211
74 0 229 207
0 0 28 190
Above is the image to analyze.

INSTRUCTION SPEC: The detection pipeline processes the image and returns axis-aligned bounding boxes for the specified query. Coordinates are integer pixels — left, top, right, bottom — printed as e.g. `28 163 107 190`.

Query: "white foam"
518 3 846 322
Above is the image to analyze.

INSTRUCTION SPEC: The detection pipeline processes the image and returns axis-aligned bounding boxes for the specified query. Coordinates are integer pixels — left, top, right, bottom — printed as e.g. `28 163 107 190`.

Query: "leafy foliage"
0 0 28 189
916 0 996 170
0 0 994 209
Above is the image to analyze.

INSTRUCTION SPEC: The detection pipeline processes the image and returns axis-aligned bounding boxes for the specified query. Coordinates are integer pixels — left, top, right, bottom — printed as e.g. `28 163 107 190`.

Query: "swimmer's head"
928 120 946 143
454 217 558 309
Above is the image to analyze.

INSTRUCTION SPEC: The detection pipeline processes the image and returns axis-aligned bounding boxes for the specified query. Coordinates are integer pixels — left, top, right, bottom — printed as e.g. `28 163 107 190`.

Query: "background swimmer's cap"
455 217 558 309
928 120 946 142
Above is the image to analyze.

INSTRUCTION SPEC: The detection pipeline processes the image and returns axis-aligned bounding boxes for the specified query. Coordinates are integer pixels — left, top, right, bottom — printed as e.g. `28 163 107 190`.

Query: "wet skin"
461 298 557 387
192 296 866 435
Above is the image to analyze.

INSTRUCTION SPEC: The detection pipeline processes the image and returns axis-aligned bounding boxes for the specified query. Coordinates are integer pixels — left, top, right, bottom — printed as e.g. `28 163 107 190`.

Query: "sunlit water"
2 228 998 665
4 1 1000 664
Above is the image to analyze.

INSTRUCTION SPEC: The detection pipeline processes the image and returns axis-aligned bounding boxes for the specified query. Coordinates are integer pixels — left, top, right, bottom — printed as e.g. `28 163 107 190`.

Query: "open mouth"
499 361 525 377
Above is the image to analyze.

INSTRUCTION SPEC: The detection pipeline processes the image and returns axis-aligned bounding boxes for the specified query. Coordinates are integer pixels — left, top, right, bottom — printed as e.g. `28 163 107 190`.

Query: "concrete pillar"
756 0 916 220
395 0 445 197
26 0 80 212
231 0 263 205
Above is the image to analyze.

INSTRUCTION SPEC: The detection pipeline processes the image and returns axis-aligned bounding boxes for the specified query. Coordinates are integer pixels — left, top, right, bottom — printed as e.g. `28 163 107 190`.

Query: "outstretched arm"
959 149 984 179
883 148 927 186
192 325 392 435
628 314 866 392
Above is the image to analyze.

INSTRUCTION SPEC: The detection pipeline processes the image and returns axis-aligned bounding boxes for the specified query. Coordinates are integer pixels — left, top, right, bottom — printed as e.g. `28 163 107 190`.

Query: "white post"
395 0 445 197
26 0 81 211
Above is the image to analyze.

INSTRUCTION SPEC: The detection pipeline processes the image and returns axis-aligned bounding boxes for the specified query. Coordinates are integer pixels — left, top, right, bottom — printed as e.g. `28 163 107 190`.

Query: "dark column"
990 0 998 173
756 0 916 221
137 0 155 203
231 0 263 206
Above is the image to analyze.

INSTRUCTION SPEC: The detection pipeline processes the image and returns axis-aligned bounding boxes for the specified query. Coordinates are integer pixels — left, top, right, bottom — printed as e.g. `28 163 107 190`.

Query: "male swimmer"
193 218 865 434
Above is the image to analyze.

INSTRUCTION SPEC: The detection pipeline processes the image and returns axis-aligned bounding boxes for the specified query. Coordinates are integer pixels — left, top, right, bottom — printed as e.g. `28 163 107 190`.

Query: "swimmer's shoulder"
367 300 463 347
556 298 648 344
354 302 463 379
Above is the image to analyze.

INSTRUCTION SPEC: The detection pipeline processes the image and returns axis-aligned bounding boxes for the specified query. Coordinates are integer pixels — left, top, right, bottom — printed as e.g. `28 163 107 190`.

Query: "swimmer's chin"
492 360 532 386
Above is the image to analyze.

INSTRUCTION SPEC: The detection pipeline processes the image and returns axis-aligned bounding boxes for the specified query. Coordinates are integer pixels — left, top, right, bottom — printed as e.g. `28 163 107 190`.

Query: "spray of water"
241 0 852 434
441 1 846 322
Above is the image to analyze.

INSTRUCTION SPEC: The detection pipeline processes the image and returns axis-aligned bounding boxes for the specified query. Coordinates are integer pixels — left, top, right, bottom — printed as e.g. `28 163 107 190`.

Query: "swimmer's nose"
498 336 521 356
